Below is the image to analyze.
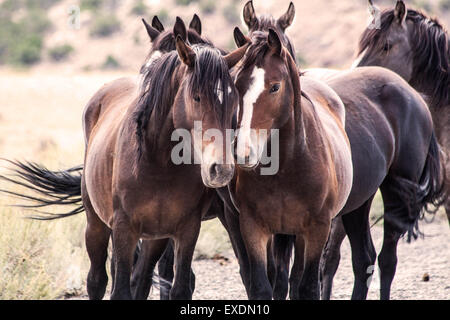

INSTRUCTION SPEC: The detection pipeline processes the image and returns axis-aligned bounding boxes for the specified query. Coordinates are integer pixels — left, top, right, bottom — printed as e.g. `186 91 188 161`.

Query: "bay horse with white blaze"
231 29 354 300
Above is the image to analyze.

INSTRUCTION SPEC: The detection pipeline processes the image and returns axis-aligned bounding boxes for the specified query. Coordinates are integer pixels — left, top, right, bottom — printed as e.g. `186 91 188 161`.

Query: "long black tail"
0 160 84 220
384 132 446 241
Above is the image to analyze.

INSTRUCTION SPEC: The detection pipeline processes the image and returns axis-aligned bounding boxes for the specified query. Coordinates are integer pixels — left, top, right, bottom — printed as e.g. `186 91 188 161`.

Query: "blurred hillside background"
0 0 448 299
0 0 448 73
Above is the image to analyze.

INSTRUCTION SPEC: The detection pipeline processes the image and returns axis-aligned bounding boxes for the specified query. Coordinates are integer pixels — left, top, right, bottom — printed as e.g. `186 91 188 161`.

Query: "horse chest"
235 173 319 233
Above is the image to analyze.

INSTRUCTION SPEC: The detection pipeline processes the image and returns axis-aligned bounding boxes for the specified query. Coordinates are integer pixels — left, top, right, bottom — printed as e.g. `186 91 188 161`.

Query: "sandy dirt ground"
147 215 449 300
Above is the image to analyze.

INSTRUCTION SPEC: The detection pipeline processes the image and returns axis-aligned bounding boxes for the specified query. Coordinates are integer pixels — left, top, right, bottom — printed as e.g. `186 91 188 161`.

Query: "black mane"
359 9 449 108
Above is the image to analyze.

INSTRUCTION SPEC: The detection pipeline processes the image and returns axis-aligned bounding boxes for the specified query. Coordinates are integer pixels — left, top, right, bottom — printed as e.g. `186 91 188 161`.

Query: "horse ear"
225 33 250 69
151 15 165 32
268 28 282 56
189 14 202 35
176 35 196 67
394 1 407 26
368 0 380 16
278 2 295 32
142 18 160 42
233 27 250 48
243 0 258 30
173 17 187 41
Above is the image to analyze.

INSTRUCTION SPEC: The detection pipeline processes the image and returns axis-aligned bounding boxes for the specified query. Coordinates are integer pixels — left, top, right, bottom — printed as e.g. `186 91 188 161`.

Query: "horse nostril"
209 163 219 178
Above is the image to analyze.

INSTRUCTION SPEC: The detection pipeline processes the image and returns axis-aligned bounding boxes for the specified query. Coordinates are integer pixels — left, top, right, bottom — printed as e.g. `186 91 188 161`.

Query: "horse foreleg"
170 218 201 300
239 212 272 300
320 217 346 300
295 219 330 300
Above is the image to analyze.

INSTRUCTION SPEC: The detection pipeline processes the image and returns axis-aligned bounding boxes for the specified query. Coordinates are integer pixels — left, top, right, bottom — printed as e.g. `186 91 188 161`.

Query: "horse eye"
270 83 280 93
194 95 200 102
383 43 391 52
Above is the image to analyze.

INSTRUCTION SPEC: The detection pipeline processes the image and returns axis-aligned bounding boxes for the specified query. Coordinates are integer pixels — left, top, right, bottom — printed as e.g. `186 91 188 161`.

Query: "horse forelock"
189 45 235 124
250 16 297 63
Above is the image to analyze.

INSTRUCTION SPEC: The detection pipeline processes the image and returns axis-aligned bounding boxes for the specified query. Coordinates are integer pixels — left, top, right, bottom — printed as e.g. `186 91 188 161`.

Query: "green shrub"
48 44 74 61
8 35 43 65
156 9 169 24
296 53 307 66
89 15 121 37
102 55 120 69
130 0 147 15
22 10 53 34
1 0 22 12
175 0 198 6
200 0 216 15
439 0 450 10
80 0 102 11
0 9 51 66
223 3 239 23
25 0 62 10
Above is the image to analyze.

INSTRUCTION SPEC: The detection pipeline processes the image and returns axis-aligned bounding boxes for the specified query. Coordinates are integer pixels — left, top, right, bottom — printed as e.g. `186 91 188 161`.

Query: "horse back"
82 77 138 147
314 67 433 213
83 80 139 226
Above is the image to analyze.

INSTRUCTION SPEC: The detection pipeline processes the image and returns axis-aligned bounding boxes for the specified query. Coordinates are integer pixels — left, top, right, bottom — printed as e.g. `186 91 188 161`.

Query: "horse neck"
143 67 183 164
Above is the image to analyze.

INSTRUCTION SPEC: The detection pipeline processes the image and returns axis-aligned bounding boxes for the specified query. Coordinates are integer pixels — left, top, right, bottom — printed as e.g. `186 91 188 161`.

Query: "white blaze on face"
351 48 367 69
216 80 223 104
236 67 266 163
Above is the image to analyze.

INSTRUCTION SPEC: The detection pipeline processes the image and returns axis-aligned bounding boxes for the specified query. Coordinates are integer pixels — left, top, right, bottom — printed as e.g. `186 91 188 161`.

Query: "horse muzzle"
201 163 235 188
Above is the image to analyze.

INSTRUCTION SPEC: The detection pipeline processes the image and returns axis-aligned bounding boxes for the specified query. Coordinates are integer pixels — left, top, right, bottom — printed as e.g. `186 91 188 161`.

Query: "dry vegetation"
0 0 448 299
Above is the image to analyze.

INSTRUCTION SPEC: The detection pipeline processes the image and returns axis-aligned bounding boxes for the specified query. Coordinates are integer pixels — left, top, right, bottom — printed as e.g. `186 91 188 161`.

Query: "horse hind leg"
131 238 169 300
157 239 197 300
378 180 413 300
320 216 347 300
158 240 175 300
82 183 110 300
341 195 377 300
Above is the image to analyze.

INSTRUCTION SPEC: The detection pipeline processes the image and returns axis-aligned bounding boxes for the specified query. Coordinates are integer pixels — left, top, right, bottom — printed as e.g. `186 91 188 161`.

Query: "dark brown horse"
236 2 445 301
354 0 450 223
2 32 248 299
318 0 449 300
231 29 354 300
